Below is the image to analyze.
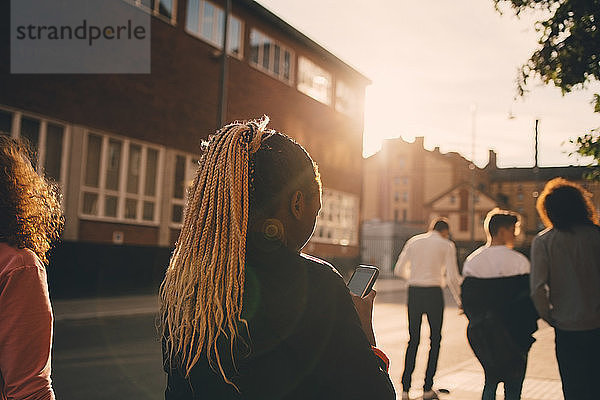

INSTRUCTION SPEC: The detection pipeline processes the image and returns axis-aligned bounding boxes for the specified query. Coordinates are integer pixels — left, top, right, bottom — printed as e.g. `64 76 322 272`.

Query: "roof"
425 181 496 207
488 166 599 182
239 0 372 86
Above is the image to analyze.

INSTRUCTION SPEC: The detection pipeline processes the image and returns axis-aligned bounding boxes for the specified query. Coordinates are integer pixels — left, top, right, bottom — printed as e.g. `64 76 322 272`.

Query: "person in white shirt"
394 218 461 400
461 209 538 400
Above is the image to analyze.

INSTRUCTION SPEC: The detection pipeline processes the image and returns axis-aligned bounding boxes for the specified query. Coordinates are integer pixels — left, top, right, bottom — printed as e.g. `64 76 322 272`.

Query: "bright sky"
256 0 600 167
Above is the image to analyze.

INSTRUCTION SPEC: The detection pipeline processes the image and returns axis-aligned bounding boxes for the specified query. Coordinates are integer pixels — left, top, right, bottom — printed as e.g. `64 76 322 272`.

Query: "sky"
256 0 600 167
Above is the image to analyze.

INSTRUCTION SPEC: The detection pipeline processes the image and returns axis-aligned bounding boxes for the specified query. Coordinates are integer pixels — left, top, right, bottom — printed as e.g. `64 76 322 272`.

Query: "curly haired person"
531 178 600 400
0 136 63 400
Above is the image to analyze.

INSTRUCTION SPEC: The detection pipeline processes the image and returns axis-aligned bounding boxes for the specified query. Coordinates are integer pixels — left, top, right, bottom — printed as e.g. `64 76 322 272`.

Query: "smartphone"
347 265 379 297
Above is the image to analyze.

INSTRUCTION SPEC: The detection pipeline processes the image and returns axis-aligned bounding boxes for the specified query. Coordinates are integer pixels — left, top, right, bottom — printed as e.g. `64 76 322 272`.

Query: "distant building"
362 136 488 225
362 139 600 275
486 150 600 243
361 136 488 274
0 0 370 293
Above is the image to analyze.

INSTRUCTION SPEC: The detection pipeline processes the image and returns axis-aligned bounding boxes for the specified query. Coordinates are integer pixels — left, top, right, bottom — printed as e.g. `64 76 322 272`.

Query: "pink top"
0 243 55 400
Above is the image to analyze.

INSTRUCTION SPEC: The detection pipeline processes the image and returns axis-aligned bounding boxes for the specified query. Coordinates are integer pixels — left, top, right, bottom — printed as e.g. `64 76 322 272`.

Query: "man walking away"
394 218 462 400
461 209 538 400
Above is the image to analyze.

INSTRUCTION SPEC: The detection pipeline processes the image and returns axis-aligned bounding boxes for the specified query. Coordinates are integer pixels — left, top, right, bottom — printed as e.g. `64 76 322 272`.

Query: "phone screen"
348 266 378 297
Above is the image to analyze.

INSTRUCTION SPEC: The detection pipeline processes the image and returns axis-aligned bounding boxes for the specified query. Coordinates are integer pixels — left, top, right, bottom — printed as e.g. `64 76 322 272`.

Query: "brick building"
1 0 370 294
361 136 489 274
362 136 488 226
361 138 600 274
485 150 600 243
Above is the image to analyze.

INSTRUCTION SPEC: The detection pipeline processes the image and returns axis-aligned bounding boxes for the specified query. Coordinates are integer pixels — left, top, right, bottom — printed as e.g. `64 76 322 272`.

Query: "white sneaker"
422 390 439 400
401 391 410 400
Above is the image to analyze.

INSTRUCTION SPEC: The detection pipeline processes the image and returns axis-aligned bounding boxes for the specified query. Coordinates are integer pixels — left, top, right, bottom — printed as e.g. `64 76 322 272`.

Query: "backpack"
466 310 526 380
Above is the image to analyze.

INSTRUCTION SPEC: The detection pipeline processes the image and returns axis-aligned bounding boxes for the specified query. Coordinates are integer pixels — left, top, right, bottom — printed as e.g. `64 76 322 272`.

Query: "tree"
495 0 600 177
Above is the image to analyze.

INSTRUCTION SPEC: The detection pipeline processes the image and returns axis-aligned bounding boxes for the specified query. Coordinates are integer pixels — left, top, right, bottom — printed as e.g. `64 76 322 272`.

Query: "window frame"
335 79 360 117
80 130 164 226
185 0 244 59
0 106 71 191
297 55 332 105
169 152 201 228
311 188 359 246
127 0 178 25
249 28 294 85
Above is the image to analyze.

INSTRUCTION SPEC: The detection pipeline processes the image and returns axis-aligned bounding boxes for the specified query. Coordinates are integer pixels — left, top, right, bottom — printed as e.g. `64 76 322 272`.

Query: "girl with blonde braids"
160 118 395 399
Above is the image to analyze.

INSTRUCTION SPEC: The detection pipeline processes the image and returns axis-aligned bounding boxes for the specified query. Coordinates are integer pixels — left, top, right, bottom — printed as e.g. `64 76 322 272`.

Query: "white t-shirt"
462 245 530 278
394 231 462 305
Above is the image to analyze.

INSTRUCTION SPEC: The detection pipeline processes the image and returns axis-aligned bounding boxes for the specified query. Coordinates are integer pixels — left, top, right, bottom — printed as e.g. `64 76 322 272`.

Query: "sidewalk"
53 294 159 321
53 278 408 321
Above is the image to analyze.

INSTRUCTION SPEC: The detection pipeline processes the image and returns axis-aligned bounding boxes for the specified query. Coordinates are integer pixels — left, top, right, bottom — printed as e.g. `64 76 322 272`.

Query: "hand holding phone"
347 265 379 297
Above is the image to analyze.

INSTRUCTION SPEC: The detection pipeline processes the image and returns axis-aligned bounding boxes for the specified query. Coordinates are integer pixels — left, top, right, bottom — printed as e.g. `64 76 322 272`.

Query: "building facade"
362 140 600 273
361 136 489 273
1 0 370 293
486 150 600 243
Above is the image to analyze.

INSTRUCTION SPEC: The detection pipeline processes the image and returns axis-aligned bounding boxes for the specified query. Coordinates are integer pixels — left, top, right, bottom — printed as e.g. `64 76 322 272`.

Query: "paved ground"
52 279 563 399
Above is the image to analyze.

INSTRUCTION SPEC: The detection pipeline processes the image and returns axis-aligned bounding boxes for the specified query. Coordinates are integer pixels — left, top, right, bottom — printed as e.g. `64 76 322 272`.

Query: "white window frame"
0 106 71 192
311 188 359 246
185 0 244 59
127 0 178 25
170 152 201 228
249 28 294 85
297 56 332 105
335 79 360 117
80 130 164 226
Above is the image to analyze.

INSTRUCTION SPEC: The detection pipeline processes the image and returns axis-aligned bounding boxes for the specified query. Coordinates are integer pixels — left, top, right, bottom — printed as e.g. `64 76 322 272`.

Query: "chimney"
415 136 424 148
487 149 497 169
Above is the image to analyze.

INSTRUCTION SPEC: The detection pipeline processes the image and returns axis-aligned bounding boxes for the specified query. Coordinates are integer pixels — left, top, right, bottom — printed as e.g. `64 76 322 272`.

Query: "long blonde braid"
160 118 269 386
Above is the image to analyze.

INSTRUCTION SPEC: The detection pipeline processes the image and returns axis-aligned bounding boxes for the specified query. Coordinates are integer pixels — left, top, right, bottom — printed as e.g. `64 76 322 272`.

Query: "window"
249 29 293 83
394 209 399 221
402 192 409 202
312 189 358 246
394 192 399 202
297 56 332 105
186 0 243 57
130 0 176 22
396 157 405 168
0 109 12 136
171 153 200 225
81 131 162 224
450 195 456 204
402 209 407 222
1 108 68 184
335 80 360 117
517 193 524 201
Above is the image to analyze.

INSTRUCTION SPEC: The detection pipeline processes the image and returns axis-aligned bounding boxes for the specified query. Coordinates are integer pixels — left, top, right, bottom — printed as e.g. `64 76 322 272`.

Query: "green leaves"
496 0 600 179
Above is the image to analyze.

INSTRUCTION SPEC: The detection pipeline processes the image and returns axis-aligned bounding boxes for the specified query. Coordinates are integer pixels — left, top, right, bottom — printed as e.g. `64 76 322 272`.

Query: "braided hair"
159 117 320 387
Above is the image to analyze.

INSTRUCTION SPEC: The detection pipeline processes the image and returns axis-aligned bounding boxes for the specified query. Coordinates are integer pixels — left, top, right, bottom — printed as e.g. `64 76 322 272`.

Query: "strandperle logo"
11 0 151 74
15 19 147 47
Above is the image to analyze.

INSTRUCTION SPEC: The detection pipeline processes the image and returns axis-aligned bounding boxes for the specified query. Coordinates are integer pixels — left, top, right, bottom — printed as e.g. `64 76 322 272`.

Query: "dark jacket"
461 274 538 379
163 235 395 400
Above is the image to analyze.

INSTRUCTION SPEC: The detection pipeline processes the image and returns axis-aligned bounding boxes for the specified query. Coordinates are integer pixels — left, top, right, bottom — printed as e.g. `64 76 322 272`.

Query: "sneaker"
401 391 410 400
422 390 439 400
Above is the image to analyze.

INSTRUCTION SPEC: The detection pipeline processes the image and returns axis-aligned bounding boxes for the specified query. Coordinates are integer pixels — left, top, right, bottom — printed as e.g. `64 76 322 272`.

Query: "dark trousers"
481 355 527 400
401 286 444 392
555 327 600 400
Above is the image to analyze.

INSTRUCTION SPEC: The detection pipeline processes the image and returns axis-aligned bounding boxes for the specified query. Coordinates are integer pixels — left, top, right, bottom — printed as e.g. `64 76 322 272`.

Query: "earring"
262 218 284 241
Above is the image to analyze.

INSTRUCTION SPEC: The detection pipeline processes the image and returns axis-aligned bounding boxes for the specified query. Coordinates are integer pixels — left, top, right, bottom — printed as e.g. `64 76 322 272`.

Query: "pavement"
52 279 564 399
